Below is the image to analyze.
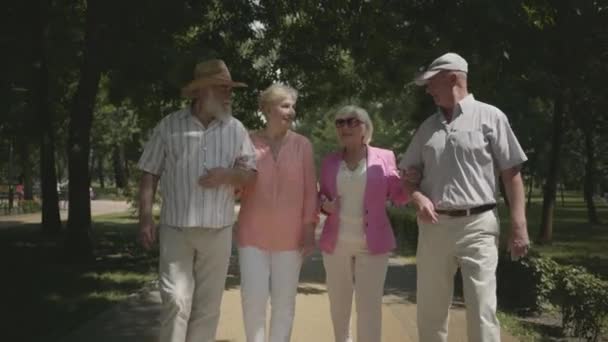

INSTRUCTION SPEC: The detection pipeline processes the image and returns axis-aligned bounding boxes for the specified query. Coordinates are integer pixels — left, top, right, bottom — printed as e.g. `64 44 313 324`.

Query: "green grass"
496 192 608 340
497 192 608 278
0 212 157 342
91 186 131 201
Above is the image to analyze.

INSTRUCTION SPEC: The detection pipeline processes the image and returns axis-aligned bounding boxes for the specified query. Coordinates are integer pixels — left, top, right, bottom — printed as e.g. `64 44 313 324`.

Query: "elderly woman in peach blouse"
236 83 317 342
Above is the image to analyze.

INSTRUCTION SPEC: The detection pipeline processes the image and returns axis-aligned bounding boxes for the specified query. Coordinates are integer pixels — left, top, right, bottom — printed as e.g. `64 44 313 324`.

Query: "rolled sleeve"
491 111 528 171
399 129 424 171
387 151 408 205
137 124 166 176
302 139 319 225
235 129 257 171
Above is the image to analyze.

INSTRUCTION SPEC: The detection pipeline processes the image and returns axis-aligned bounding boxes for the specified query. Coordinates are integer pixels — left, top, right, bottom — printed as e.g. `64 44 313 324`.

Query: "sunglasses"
335 117 363 128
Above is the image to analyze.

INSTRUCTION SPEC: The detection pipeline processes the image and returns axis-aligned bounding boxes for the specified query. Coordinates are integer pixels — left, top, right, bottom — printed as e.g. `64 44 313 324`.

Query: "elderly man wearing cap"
137 59 257 342
399 52 530 342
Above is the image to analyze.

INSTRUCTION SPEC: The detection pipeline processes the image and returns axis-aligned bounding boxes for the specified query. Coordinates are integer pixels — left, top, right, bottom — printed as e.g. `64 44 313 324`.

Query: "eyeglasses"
335 117 363 128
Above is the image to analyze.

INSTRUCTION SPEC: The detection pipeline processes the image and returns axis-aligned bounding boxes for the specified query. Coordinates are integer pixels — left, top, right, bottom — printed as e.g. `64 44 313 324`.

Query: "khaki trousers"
323 239 389 342
416 210 501 342
158 225 232 342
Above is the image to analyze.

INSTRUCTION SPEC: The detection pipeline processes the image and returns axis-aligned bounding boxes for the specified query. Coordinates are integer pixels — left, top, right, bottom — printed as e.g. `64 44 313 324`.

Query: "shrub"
387 206 418 252
553 266 608 341
498 253 608 341
497 251 560 314
20 200 41 214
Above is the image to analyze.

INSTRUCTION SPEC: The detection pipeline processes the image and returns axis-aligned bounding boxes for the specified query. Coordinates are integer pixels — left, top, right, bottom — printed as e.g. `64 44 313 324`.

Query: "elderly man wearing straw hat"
400 52 530 342
137 59 257 342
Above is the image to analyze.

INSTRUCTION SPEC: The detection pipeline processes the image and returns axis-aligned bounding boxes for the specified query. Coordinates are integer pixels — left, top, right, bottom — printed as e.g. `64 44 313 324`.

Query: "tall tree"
65 0 104 258
34 0 62 234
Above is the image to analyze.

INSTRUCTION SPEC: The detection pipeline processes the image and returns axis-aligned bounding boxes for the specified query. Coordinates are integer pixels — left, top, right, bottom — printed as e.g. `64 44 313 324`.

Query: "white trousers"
416 210 501 342
158 225 232 342
322 239 389 342
238 246 302 342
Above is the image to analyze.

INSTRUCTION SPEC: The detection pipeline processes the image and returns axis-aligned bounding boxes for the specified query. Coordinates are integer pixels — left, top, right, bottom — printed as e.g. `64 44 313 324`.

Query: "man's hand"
198 167 231 188
139 215 157 250
508 216 530 260
412 192 438 224
300 224 316 257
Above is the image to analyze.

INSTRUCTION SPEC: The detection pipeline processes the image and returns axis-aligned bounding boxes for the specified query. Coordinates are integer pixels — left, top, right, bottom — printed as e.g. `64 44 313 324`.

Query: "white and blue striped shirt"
137 107 256 228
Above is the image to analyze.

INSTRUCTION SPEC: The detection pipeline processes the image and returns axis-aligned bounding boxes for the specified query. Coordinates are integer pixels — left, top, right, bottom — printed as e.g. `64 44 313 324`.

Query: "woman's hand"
300 224 316 257
320 195 339 215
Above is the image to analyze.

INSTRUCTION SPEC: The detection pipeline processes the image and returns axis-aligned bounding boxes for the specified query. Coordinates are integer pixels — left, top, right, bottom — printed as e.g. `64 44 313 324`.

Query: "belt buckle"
465 208 471 216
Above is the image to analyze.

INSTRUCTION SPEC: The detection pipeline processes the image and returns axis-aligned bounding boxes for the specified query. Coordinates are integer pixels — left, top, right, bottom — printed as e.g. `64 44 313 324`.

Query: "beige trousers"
322 239 389 342
416 210 501 342
239 246 302 342
158 225 232 342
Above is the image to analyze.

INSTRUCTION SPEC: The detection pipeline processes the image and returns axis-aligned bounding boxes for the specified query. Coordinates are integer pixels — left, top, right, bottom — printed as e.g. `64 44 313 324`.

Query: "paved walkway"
0 200 130 229
61 251 518 342
1 203 518 341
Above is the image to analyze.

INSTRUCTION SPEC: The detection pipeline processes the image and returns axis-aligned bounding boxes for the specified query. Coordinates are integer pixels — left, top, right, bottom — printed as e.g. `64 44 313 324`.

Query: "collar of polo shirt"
182 107 231 125
436 94 475 122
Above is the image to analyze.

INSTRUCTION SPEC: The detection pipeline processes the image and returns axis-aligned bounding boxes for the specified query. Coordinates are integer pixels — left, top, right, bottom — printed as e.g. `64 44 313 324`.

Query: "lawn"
497 193 608 278
0 212 156 342
497 193 608 340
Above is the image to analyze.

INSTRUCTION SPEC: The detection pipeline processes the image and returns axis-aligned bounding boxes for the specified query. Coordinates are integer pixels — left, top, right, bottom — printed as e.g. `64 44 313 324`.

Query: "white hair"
258 83 298 115
335 105 373 144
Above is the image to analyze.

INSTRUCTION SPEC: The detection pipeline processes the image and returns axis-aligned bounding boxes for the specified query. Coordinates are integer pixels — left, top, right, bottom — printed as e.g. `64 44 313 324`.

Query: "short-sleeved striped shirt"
399 94 527 210
137 107 256 228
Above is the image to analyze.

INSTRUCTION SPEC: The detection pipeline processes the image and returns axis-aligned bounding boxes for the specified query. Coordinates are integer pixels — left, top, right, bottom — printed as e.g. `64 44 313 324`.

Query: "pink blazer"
318 146 408 255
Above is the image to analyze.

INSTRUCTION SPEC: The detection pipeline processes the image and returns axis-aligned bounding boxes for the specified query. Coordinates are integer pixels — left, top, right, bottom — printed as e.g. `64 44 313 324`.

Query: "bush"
553 266 608 341
498 253 608 341
20 200 41 214
497 251 560 314
387 206 418 252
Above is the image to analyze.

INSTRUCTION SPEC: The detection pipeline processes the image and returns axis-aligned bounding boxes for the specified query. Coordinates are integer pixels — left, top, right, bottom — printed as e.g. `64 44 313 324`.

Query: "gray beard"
204 95 232 120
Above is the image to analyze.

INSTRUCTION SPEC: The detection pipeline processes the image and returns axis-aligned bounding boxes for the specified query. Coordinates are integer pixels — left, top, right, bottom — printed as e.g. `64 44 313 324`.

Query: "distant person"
15 183 24 202
400 52 530 342
137 59 257 342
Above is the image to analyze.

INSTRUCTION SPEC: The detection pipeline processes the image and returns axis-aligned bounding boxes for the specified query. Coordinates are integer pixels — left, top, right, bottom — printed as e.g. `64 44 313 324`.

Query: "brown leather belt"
435 204 496 217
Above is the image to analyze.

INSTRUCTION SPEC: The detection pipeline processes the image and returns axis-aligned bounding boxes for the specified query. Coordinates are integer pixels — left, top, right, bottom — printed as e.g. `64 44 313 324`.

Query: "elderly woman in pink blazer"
318 105 408 342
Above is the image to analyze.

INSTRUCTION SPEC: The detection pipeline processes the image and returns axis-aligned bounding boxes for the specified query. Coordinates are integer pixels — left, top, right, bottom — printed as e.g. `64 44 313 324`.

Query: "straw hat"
181 59 247 98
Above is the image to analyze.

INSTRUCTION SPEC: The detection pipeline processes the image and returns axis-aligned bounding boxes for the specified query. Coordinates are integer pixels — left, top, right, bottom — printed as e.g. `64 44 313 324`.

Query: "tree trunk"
538 94 566 244
19 142 34 200
34 0 61 234
65 0 104 259
112 145 127 189
583 119 599 224
97 151 105 189
526 173 534 211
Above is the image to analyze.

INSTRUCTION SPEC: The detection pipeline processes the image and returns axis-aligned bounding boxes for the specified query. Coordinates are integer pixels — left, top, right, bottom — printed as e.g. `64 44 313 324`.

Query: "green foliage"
0 199 41 215
498 252 608 340
554 266 608 341
497 251 561 314
387 206 418 254
20 200 42 214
